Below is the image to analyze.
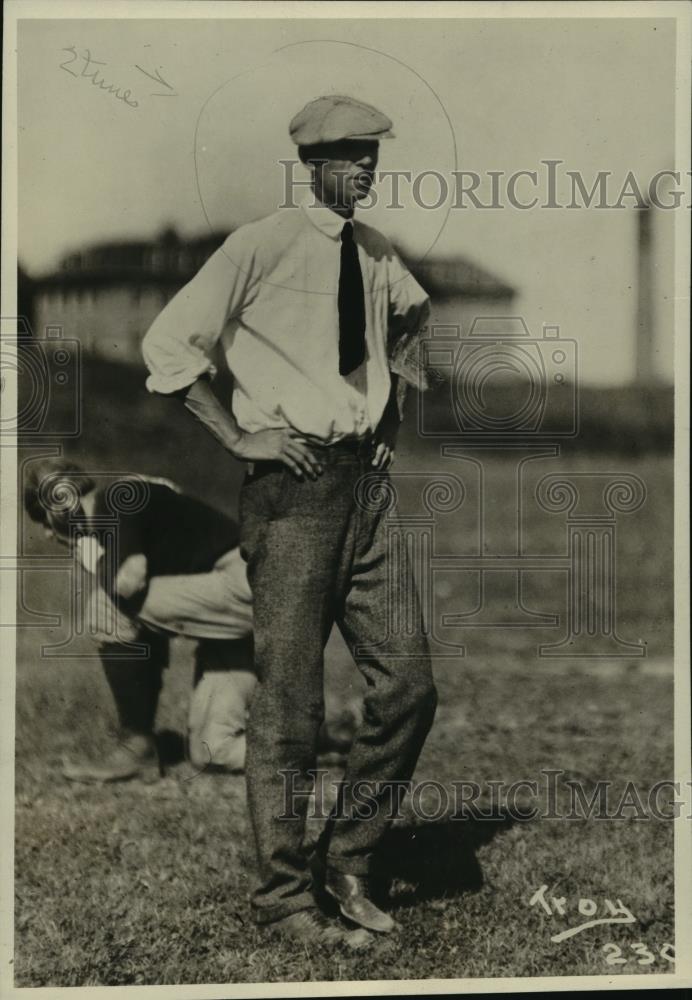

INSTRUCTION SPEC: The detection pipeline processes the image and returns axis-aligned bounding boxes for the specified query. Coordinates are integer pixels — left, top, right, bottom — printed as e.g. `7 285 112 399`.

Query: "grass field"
13 361 676 986
14 646 675 985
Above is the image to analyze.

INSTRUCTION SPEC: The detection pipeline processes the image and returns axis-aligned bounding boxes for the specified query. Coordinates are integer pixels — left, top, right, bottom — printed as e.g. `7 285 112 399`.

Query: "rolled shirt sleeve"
142 230 261 395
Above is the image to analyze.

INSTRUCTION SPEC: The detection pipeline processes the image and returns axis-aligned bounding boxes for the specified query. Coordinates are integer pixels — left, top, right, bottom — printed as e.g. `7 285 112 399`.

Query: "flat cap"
289 94 395 145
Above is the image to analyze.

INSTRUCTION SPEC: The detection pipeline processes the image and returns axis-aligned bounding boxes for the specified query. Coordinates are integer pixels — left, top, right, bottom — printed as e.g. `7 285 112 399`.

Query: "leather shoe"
267 908 373 950
325 871 396 933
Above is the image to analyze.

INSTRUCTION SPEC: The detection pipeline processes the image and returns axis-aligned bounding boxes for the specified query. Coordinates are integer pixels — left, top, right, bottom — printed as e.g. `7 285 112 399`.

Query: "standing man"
143 95 437 949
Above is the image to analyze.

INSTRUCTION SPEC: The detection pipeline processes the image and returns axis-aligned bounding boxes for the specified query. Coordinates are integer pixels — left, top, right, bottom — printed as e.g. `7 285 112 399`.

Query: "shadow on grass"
155 728 187 767
374 809 516 907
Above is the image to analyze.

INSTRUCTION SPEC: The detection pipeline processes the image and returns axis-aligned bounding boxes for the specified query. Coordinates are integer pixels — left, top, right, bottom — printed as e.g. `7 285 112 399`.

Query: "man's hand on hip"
372 379 401 470
181 378 322 479
234 429 323 480
371 439 394 470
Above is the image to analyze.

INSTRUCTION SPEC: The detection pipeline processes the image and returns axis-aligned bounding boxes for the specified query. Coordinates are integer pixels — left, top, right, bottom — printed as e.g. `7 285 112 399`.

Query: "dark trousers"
99 631 168 736
99 629 249 737
239 440 437 924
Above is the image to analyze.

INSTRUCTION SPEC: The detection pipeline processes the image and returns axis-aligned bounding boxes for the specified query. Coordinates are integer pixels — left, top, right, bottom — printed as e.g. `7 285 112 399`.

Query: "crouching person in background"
24 458 259 781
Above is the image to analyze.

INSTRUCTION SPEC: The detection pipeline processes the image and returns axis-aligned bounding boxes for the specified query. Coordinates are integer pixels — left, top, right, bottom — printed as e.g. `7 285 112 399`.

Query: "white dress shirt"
142 193 430 444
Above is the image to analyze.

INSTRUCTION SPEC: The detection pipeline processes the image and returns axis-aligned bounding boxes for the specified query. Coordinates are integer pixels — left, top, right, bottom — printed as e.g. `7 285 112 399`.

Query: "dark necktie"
338 222 366 376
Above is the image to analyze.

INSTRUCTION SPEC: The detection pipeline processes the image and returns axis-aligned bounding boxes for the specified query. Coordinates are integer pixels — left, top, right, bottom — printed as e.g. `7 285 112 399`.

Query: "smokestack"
635 202 653 384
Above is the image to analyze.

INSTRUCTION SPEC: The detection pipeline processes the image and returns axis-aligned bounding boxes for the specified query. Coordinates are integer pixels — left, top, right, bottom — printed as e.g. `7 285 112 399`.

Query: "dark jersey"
85 477 240 607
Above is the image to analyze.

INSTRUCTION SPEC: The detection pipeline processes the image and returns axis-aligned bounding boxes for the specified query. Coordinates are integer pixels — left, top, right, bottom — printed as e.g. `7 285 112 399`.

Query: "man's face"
312 140 379 210
44 510 72 548
43 501 87 549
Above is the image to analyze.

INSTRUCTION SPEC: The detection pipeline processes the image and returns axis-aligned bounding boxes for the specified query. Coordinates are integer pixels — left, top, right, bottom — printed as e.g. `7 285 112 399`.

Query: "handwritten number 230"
603 942 675 966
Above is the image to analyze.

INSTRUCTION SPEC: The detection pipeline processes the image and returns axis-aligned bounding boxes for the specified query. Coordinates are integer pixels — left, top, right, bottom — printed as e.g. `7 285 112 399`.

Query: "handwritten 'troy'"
528 884 636 943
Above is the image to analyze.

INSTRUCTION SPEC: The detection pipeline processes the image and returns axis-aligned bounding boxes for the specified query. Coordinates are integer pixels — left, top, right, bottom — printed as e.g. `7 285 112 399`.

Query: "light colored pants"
187 663 256 772
138 547 254 641
86 548 257 770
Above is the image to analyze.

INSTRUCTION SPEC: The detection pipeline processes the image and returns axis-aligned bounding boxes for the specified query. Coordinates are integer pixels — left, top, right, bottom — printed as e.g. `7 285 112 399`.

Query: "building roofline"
405 254 515 299
28 235 516 300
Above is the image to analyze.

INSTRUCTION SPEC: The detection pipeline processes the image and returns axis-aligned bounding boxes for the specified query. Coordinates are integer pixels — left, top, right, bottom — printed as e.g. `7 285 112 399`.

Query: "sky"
16 14 679 384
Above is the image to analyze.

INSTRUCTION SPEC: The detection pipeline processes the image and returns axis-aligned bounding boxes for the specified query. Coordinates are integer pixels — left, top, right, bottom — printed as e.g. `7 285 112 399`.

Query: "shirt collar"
299 190 353 241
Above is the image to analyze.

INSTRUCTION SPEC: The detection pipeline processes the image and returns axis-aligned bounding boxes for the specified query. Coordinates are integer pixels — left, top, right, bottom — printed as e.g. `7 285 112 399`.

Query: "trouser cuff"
252 890 316 926
324 854 372 877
